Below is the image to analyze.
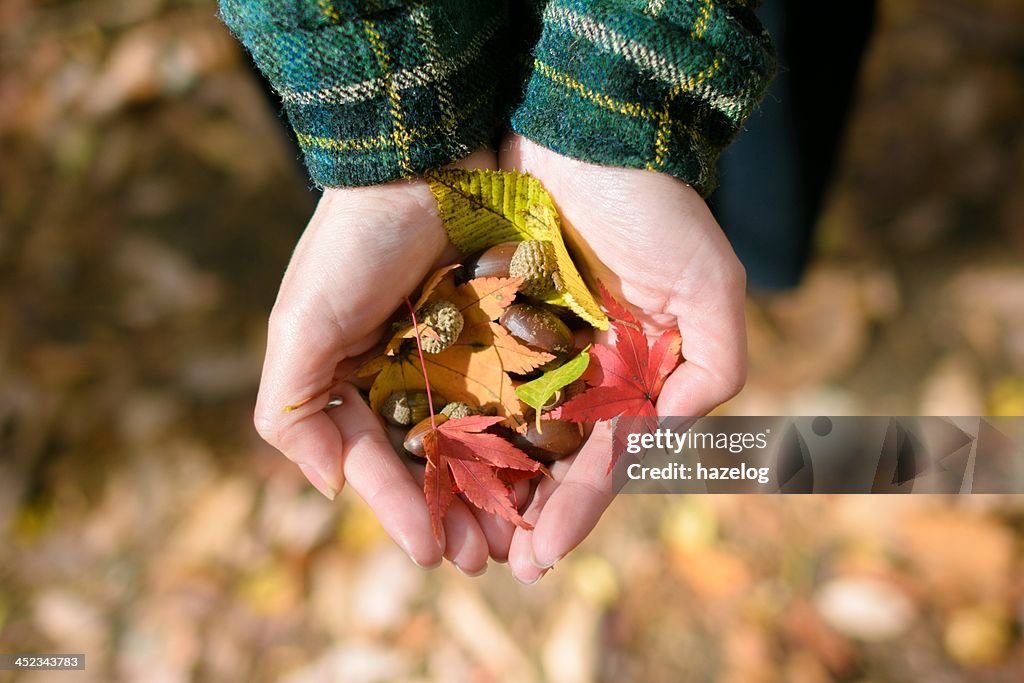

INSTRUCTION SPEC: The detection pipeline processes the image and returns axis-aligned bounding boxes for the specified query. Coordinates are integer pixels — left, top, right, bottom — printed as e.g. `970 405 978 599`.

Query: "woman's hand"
254 150 505 574
499 135 748 583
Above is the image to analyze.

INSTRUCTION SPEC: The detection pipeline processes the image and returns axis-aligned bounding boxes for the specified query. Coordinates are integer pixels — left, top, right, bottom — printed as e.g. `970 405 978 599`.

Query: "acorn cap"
380 391 442 427
417 300 464 353
510 240 559 298
440 401 474 420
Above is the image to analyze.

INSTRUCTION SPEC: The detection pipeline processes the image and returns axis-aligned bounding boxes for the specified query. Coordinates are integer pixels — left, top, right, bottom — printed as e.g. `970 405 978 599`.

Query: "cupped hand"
255 150 507 574
499 135 748 584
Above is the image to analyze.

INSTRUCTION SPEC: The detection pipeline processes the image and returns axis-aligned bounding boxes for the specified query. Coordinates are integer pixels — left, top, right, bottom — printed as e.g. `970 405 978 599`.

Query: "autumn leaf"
516 347 591 431
426 168 608 330
554 285 682 470
387 275 525 355
447 277 553 376
366 345 523 422
412 263 460 311
365 275 552 424
385 266 462 354
449 276 520 322
423 416 539 540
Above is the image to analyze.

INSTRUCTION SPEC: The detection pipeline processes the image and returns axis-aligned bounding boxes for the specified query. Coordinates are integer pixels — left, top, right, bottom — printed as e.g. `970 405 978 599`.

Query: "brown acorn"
403 413 449 459
418 300 463 353
512 419 584 463
380 390 443 427
461 242 518 281
499 302 573 370
509 240 559 297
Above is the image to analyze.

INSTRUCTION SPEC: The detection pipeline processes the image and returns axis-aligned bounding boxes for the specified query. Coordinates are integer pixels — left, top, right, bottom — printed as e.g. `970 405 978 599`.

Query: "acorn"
499 302 574 369
512 419 584 463
403 413 448 459
461 242 518 281
418 300 463 353
380 390 443 427
509 240 560 297
440 401 475 420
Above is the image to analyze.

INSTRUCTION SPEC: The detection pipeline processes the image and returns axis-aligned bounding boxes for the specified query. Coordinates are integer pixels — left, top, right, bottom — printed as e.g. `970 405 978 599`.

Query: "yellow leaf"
426 168 608 330
355 355 384 379
368 353 427 410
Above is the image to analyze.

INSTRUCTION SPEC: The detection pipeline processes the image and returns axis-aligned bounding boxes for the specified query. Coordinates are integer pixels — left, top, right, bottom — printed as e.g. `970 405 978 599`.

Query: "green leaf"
426 168 608 330
515 347 591 416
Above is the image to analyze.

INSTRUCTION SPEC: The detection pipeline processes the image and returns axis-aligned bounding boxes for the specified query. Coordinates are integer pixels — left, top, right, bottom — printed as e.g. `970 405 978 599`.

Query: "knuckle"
723 257 747 295
266 303 295 340
253 409 282 445
718 363 748 401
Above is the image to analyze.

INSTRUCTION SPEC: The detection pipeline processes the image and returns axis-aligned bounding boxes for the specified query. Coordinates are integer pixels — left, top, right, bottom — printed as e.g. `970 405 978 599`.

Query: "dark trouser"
711 0 876 289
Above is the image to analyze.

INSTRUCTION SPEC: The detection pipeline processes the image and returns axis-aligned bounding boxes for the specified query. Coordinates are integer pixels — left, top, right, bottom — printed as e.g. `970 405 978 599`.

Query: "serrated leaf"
412 263 460 311
450 276 520 323
515 347 591 414
421 416 540 539
385 266 462 355
389 275 519 356
439 417 540 471
553 287 682 472
449 459 532 529
366 348 525 425
458 322 554 376
423 431 455 543
426 168 608 330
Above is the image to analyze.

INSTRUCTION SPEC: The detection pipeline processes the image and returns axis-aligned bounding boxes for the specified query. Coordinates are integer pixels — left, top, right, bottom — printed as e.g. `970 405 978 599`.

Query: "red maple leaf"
553 284 682 469
422 415 540 541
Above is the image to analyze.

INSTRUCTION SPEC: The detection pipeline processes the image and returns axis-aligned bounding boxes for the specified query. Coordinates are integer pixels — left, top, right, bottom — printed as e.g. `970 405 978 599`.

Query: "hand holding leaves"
499 135 747 584
254 150 507 574
254 138 745 580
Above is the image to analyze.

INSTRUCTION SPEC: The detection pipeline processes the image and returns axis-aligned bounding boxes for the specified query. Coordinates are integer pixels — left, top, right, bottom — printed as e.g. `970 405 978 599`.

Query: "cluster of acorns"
373 239 590 464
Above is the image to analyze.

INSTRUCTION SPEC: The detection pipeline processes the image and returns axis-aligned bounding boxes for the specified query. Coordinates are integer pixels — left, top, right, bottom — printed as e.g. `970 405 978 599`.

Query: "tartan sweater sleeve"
511 0 776 197
218 0 511 188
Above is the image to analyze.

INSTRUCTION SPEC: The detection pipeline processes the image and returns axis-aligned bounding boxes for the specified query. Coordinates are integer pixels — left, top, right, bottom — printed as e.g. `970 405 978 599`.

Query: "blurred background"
2 0 1024 681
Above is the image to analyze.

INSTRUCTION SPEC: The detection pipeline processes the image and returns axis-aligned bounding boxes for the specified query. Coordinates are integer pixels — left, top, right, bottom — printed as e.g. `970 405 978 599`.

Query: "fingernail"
516 568 549 586
411 554 443 570
455 562 487 578
299 463 339 500
531 550 563 570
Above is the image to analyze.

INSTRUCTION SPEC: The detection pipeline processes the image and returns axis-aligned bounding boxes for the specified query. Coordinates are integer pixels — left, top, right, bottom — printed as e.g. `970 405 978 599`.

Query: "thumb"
254 304 351 498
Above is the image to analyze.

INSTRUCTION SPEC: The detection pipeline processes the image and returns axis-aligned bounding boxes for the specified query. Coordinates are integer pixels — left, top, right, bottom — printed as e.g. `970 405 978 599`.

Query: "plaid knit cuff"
220 1 509 187
510 0 776 197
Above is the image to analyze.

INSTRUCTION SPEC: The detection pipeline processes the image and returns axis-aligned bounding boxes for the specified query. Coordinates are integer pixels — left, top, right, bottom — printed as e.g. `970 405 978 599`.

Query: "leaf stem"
405 296 438 432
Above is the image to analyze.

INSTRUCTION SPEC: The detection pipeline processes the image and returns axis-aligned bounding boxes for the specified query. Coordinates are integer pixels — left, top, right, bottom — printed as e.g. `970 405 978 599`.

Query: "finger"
442 497 491 576
469 506 514 564
327 384 443 568
467 478 532 563
527 422 616 570
507 463 570 583
660 265 748 416
657 315 747 417
255 308 349 497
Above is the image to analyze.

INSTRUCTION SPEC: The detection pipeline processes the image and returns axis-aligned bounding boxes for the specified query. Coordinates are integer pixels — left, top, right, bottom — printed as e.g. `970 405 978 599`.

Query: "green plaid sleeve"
218 0 510 187
511 0 776 197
